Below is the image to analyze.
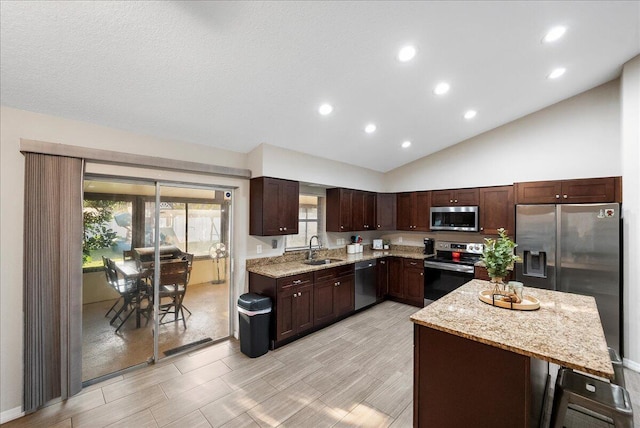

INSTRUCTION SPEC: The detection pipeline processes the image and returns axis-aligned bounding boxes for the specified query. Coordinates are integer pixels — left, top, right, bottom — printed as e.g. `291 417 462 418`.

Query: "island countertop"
410 279 613 378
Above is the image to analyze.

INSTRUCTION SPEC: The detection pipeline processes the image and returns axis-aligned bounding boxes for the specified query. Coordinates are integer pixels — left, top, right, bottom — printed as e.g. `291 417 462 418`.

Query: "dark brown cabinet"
250 177 299 236
431 188 480 206
376 258 389 301
515 177 621 204
396 191 430 231
313 264 354 326
326 188 353 232
352 190 376 231
328 188 377 232
387 257 424 307
375 193 396 230
479 185 515 235
276 282 314 342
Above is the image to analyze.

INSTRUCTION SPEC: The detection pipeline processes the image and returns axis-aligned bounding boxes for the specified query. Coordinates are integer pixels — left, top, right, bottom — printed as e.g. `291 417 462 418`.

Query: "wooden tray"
478 290 540 311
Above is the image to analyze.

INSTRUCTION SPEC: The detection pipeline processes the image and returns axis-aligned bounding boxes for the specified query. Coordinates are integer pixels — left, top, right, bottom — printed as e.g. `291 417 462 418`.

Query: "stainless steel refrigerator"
515 203 621 354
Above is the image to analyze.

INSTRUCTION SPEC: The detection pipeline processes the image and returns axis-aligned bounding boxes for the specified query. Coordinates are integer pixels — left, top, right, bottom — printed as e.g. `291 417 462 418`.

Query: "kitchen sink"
302 258 343 266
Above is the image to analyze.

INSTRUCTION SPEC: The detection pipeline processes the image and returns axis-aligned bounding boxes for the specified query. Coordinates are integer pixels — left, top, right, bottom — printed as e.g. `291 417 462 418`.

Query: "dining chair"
157 260 190 328
105 258 142 332
122 250 134 261
103 256 123 319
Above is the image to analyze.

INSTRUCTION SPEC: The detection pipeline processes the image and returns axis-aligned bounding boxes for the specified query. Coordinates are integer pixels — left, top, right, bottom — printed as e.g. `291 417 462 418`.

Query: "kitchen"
1 1 639 426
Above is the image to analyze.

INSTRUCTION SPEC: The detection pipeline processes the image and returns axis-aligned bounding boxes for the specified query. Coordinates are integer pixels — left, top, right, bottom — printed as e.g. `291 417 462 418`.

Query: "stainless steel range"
423 241 484 304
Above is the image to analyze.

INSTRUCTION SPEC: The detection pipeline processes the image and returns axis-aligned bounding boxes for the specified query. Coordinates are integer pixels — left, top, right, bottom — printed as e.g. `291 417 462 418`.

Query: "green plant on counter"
481 228 521 280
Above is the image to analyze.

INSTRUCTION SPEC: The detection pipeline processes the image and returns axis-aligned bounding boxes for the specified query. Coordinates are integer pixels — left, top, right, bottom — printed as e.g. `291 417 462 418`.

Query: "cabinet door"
376 258 389 300
261 178 284 235
313 279 336 325
295 284 314 334
404 266 424 306
363 192 376 230
351 190 365 231
430 190 454 207
276 288 297 342
396 193 414 231
455 188 480 206
415 191 431 231
515 180 563 204
479 186 514 235
327 188 353 232
388 258 404 297
280 179 300 234
334 274 355 317
561 178 616 203
376 193 396 230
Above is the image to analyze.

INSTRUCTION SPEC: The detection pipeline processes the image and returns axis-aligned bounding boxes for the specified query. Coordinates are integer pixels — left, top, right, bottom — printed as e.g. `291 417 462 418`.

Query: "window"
144 201 222 257
82 198 133 268
285 195 322 250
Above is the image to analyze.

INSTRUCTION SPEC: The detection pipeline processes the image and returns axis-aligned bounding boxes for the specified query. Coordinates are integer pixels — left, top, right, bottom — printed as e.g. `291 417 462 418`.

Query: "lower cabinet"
276 283 314 342
314 265 354 326
387 257 424 307
376 258 389 301
249 264 354 349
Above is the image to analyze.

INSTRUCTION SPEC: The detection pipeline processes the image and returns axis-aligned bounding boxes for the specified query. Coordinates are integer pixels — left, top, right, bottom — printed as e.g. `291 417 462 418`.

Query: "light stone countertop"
410 279 614 378
247 250 427 279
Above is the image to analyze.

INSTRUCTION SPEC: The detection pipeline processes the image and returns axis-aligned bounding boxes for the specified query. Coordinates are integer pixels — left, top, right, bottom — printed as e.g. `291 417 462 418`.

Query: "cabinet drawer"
313 264 354 282
403 258 423 269
277 273 313 291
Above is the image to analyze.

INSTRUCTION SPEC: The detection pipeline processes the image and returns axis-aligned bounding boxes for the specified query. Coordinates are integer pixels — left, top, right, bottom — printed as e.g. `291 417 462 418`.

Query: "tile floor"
4 300 640 427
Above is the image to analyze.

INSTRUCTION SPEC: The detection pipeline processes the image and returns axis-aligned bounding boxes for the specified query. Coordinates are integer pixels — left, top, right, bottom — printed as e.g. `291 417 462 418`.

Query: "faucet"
308 235 321 260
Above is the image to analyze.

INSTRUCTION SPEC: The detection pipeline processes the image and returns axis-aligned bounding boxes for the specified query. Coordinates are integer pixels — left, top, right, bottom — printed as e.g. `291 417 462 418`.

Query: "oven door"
424 261 474 302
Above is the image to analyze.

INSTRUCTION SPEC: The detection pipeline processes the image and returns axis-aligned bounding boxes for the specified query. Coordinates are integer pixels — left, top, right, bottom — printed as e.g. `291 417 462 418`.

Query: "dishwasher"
354 259 377 310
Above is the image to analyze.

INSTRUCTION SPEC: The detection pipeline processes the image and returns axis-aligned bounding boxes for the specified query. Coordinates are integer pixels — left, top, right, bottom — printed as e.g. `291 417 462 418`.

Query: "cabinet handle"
454 199 458 203
420 272 423 276
555 194 560 199
279 227 283 231
563 195 568 199
298 292 302 297
410 262 417 266
293 280 302 285
380 261 385 264
293 293 297 298
283 227 287 231
480 227 484 231
377 224 381 228
450 199 453 203
340 226 344 229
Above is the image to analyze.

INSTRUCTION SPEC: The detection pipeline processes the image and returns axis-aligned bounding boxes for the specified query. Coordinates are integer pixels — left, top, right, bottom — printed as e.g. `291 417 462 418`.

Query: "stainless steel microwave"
430 206 479 232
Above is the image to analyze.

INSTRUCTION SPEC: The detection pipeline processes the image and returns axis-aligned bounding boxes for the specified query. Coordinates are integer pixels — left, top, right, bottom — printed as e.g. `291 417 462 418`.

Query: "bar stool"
550 367 634 428
609 347 626 388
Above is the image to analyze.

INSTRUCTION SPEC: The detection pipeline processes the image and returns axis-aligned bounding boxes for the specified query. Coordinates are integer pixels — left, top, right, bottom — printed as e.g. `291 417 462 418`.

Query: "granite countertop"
247 249 427 279
410 279 613 378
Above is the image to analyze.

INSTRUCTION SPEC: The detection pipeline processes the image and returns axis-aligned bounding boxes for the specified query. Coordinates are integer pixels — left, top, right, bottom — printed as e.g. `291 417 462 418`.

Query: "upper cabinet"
250 177 299 236
327 188 377 232
515 177 621 204
431 188 480 206
375 193 396 230
396 191 430 231
479 185 514 235
326 188 354 232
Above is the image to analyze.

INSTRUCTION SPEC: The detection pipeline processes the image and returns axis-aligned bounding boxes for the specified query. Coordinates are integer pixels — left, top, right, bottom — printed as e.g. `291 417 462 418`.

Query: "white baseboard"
0 406 24 424
623 357 640 372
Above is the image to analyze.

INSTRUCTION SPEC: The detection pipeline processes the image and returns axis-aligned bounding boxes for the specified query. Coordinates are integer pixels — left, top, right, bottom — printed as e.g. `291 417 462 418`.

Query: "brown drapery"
23 153 83 413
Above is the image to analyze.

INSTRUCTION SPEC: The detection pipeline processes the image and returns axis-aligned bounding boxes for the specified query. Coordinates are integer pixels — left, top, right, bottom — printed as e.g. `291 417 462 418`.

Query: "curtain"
23 153 83 413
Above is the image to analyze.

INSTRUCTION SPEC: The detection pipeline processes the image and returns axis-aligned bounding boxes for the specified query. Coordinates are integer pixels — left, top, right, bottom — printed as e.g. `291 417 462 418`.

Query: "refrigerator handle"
556 206 562 289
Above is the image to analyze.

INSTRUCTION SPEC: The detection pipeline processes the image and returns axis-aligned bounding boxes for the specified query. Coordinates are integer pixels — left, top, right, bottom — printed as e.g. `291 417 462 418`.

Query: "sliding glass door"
81 178 232 382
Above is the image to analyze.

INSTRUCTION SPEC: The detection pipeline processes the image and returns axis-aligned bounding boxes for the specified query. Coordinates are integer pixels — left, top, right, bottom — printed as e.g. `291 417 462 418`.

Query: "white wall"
386 79 622 192
621 55 640 369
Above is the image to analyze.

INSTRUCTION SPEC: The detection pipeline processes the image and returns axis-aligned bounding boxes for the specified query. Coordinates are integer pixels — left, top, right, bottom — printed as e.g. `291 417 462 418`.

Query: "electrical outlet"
257 244 262 254
271 239 278 249
398 237 403 243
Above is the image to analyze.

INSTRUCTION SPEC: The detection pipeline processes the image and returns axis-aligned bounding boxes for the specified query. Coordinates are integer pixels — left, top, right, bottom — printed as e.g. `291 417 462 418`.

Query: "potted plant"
480 228 521 291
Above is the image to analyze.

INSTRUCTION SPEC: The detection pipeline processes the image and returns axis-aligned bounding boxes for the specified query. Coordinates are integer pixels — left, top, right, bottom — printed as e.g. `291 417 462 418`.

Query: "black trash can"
237 293 271 358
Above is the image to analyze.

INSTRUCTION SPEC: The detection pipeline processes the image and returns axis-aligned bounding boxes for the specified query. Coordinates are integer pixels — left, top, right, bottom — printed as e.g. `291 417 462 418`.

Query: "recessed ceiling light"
397 45 416 62
547 68 566 79
318 103 333 115
364 123 377 134
543 26 567 43
433 82 450 95
464 110 477 120
401 140 412 148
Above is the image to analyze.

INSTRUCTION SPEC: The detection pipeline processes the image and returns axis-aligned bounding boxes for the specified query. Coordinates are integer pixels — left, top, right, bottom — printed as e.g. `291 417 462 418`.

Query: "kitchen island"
410 279 613 428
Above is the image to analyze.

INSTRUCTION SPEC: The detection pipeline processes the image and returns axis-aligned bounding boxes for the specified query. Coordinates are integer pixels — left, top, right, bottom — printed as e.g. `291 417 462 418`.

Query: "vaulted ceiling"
1 1 638 172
